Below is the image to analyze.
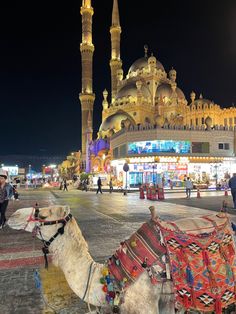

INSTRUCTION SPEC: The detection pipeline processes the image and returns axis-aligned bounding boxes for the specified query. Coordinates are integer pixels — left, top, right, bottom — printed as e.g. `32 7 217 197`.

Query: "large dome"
156 83 185 100
116 81 151 99
128 56 165 74
99 111 134 132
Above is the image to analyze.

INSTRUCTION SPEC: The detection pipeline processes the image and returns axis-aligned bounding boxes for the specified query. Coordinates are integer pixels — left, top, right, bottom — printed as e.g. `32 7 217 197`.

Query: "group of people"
96 177 113 194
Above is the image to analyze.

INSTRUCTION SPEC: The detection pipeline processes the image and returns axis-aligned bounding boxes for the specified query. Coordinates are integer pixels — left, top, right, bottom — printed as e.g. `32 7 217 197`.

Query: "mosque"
78 0 236 188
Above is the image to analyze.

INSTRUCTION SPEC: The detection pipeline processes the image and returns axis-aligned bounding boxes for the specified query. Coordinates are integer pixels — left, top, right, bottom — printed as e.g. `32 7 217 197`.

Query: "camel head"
8 205 71 241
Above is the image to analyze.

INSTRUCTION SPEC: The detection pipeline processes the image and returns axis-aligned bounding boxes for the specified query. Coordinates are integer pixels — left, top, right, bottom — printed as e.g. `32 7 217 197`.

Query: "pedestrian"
228 173 236 209
96 177 103 194
0 169 13 229
185 177 193 199
63 179 68 191
13 185 19 201
109 178 113 193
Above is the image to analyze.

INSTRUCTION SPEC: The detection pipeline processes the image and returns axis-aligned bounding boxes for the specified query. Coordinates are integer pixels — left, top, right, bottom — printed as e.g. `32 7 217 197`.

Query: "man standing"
109 178 113 193
63 179 68 191
228 173 236 208
185 177 193 199
0 169 13 229
96 177 103 194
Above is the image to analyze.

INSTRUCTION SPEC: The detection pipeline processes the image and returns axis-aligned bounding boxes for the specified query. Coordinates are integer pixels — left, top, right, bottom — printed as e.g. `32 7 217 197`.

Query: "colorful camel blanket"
108 220 166 287
157 217 236 314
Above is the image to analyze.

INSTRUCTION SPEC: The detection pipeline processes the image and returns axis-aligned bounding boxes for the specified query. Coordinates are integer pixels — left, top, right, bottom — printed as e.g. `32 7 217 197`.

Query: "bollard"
224 187 228 197
139 186 145 199
197 188 201 198
157 187 165 200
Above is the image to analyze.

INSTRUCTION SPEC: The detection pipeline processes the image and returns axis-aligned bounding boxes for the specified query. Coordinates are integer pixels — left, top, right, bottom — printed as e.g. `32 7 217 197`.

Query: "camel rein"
26 206 72 268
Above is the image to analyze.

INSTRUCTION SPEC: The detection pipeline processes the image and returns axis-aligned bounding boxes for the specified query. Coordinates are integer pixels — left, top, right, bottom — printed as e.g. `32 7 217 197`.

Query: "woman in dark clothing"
0 170 13 229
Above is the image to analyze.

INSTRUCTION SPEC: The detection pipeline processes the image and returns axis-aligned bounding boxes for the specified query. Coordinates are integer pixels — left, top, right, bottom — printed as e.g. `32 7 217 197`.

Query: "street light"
123 162 129 196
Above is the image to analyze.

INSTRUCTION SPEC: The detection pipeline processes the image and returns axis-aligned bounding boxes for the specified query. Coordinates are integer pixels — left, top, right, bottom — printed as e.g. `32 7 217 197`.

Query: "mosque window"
224 118 227 126
190 119 193 125
133 112 137 116
201 117 204 125
229 118 232 125
218 143 230 150
195 118 198 126
234 117 236 124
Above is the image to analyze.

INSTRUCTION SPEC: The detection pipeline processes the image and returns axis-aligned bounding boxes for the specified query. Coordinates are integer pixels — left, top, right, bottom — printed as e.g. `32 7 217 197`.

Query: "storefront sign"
129 157 155 163
159 157 178 163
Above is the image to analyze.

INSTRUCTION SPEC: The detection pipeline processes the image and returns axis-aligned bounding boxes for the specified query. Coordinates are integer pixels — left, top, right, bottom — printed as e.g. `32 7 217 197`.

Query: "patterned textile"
157 216 236 313
108 220 166 287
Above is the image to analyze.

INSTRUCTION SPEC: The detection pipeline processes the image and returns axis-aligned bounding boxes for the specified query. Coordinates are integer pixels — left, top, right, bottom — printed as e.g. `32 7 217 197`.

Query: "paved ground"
1 188 236 314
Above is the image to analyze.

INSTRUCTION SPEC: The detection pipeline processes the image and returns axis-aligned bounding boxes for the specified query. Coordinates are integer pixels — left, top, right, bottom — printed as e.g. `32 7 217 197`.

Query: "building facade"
79 0 236 185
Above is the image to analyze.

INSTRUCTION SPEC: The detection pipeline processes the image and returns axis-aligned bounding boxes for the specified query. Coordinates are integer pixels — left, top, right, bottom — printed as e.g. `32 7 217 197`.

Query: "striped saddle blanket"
108 220 166 287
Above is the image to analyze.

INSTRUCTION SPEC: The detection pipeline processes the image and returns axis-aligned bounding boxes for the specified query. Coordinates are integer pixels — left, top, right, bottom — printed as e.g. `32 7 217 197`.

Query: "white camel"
7 205 234 314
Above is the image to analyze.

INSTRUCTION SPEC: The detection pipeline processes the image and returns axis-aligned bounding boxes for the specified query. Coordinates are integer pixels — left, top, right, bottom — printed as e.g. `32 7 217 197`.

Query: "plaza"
1 188 236 314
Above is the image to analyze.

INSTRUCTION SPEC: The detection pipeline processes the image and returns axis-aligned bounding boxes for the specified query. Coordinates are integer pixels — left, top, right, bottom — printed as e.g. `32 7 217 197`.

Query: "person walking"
185 177 193 199
96 177 103 194
0 170 13 229
228 173 236 209
109 178 113 193
63 179 68 191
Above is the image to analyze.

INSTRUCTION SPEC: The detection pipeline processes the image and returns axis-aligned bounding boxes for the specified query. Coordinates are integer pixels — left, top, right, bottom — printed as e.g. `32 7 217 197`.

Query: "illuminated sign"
159 157 178 163
129 157 155 163
2 166 18 176
128 140 191 155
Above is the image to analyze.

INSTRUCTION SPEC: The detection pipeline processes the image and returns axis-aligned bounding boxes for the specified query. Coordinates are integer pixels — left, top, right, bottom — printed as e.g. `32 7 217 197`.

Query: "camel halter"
27 205 72 268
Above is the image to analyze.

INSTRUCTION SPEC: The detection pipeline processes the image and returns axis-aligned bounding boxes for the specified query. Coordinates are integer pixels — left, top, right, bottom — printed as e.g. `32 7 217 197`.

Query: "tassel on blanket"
183 294 191 309
215 297 222 314
186 266 194 286
202 250 210 266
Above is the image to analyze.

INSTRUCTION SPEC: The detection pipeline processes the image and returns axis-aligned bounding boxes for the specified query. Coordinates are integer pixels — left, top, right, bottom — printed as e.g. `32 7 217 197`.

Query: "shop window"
192 142 210 153
218 143 230 150
113 147 119 158
119 144 127 158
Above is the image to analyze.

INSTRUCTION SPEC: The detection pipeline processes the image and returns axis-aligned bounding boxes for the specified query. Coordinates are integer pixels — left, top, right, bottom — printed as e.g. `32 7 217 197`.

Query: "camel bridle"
26 205 73 268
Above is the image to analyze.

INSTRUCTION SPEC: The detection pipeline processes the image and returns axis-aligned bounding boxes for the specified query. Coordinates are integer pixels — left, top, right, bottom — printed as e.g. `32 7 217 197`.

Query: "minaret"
85 110 93 173
79 0 95 159
110 0 122 103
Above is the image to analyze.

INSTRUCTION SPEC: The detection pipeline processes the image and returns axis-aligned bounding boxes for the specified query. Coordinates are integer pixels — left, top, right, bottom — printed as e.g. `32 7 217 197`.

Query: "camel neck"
49 218 105 307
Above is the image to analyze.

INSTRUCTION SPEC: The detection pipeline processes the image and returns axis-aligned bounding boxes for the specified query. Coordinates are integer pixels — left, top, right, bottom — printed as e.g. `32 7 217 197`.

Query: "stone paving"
1 188 236 314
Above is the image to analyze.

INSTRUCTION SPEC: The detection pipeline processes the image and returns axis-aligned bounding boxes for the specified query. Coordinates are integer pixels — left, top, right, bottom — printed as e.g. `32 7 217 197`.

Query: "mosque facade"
79 0 236 187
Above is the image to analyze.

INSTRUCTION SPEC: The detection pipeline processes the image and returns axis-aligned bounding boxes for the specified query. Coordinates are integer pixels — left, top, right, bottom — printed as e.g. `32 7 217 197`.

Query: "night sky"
1 0 236 156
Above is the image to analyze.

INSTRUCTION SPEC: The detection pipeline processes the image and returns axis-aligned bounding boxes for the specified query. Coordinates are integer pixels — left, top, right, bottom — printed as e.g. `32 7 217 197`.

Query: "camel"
7 205 235 314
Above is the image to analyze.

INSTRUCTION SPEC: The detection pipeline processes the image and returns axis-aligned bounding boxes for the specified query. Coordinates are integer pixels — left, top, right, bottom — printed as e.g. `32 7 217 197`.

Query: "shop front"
111 156 236 188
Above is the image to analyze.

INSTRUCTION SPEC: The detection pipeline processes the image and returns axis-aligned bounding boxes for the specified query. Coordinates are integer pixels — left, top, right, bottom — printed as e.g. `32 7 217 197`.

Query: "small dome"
192 98 212 105
128 56 165 74
99 111 134 132
156 83 185 100
116 81 151 99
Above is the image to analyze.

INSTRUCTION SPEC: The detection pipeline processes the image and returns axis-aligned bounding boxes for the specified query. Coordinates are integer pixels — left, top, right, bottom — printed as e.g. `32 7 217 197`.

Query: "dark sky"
1 0 236 156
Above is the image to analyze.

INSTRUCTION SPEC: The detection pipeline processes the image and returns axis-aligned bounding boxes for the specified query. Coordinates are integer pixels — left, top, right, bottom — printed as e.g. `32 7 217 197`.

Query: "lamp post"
123 162 129 196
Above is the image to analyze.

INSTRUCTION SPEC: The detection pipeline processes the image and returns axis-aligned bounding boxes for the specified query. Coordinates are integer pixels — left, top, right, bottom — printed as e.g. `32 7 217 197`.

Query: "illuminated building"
79 0 236 186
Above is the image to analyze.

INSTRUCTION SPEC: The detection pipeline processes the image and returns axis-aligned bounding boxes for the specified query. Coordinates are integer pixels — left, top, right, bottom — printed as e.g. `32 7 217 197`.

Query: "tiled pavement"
1 189 236 314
